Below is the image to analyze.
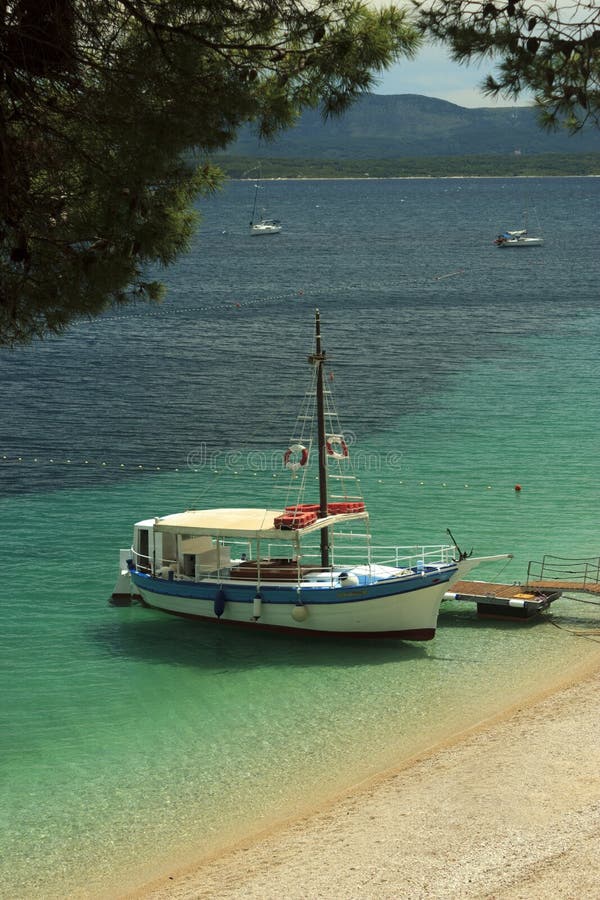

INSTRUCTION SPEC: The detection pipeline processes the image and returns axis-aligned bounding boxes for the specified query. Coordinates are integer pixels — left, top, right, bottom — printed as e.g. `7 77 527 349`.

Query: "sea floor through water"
2 176 600 897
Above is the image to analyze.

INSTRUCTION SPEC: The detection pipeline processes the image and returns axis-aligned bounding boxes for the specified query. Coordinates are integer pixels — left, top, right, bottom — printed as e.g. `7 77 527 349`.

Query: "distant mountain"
228 94 598 158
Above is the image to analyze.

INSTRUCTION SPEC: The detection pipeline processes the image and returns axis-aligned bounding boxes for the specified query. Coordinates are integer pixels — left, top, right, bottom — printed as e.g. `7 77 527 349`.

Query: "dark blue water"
2 177 597 498
2 177 600 899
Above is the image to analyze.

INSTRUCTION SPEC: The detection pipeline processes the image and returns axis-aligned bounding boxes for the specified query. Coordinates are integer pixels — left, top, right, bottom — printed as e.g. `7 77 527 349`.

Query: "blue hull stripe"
131 568 457 605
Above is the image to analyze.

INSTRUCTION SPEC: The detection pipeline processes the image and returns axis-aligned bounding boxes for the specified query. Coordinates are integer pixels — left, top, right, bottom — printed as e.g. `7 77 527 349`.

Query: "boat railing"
140 541 456 581
527 554 600 588
298 543 456 570
131 547 151 573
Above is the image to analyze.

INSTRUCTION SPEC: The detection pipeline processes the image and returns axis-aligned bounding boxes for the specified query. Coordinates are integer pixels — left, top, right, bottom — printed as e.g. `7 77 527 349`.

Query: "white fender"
292 604 308 622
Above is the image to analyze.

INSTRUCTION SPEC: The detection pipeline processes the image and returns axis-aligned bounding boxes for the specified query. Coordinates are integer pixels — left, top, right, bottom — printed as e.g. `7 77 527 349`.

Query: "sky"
372 44 533 109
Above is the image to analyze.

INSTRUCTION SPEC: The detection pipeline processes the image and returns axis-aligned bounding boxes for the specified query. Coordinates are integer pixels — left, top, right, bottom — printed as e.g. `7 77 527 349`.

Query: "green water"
3 177 600 897
3 322 600 899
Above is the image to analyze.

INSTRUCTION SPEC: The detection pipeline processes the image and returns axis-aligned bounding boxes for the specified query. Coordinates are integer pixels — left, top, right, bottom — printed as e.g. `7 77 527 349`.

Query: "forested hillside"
227 94 598 159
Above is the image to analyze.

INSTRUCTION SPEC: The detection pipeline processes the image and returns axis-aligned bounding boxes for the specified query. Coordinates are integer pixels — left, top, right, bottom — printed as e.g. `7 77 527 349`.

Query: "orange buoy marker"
514 484 522 492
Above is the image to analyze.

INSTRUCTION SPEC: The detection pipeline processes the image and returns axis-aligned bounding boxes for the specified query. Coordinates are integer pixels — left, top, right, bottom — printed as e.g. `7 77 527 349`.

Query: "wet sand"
135 659 600 900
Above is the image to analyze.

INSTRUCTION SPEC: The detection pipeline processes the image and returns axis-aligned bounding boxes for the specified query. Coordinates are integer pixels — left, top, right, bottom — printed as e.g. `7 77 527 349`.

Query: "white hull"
497 237 543 248
120 548 508 640
250 221 281 235
134 577 452 639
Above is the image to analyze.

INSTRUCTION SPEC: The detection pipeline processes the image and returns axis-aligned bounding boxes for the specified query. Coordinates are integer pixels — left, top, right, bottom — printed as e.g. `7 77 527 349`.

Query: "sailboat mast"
311 308 329 568
250 181 258 225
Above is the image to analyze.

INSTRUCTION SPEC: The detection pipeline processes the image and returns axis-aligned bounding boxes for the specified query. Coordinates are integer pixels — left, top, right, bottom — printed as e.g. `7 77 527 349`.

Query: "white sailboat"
249 176 282 235
494 209 544 247
494 229 544 248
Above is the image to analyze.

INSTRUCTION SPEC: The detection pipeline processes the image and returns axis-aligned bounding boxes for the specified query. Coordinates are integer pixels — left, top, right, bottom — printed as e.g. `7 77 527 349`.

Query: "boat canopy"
151 507 368 540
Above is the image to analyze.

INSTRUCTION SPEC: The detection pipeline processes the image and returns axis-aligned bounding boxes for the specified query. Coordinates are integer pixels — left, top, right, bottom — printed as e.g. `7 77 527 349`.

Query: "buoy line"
98 290 307 322
0 457 526 496
0 454 171 472
92 266 480 324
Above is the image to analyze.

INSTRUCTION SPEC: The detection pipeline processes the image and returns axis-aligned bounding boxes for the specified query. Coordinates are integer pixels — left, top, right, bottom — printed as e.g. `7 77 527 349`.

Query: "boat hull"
131 569 457 640
496 238 544 247
250 223 281 235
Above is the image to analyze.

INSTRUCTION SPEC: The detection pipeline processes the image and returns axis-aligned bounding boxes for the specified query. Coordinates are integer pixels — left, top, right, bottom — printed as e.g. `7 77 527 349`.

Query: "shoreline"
233 174 600 181
130 649 600 900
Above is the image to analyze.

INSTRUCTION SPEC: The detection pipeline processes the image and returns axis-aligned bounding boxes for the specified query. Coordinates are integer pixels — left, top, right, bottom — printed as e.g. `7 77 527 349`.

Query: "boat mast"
250 181 258 225
310 308 330 568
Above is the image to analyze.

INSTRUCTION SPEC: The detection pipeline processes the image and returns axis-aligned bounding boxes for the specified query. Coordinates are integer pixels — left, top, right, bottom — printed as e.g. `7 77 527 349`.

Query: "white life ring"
283 443 309 471
326 435 349 460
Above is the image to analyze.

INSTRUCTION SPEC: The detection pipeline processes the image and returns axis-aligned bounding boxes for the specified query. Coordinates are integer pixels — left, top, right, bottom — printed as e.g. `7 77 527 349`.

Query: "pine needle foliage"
0 0 419 345
414 1 600 132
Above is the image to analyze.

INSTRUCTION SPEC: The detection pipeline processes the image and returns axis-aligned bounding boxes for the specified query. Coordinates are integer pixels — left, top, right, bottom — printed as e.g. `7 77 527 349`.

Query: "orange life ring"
283 443 309 471
326 435 349 460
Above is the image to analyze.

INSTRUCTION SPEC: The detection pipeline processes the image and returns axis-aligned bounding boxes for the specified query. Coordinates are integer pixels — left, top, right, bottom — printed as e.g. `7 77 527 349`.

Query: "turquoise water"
2 178 600 898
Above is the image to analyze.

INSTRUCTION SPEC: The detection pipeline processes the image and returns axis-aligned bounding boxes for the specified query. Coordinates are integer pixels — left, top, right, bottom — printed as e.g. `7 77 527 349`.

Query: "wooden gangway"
444 580 561 620
442 554 600 622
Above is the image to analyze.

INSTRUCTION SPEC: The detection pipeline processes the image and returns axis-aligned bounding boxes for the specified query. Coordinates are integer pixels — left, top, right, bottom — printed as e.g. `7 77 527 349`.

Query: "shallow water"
2 177 600 898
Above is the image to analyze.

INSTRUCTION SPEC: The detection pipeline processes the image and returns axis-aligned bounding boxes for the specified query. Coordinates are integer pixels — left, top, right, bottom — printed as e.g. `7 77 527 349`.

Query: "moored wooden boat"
116 311 502 639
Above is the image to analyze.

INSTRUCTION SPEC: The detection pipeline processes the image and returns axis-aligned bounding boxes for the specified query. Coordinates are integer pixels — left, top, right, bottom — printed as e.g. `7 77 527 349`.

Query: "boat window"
136 528 150 572
162 532 176 564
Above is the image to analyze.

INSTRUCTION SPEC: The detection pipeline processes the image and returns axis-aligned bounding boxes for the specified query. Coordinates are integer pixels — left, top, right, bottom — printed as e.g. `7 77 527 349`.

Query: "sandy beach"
133 648 600 900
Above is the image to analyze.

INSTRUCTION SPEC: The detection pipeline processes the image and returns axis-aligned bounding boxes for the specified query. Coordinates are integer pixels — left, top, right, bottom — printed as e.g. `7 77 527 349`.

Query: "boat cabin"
131 506 373 585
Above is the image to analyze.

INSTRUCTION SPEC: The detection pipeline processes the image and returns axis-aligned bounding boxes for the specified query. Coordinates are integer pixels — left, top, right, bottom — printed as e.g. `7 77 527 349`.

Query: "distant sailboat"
494 208 543 248
249 173 282 235
494 229 544 248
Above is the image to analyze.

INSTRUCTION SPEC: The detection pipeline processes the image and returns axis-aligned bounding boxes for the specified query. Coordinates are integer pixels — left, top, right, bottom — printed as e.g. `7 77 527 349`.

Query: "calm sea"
2 177 600 898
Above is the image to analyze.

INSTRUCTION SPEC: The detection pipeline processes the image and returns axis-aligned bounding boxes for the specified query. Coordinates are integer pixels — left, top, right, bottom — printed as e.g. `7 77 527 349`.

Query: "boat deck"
229 559 322 581
444 581 562 620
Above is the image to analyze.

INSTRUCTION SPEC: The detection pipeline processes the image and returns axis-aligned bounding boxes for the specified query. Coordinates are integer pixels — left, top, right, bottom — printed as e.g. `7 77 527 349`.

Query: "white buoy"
252 595 262 619
292 604 308 622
